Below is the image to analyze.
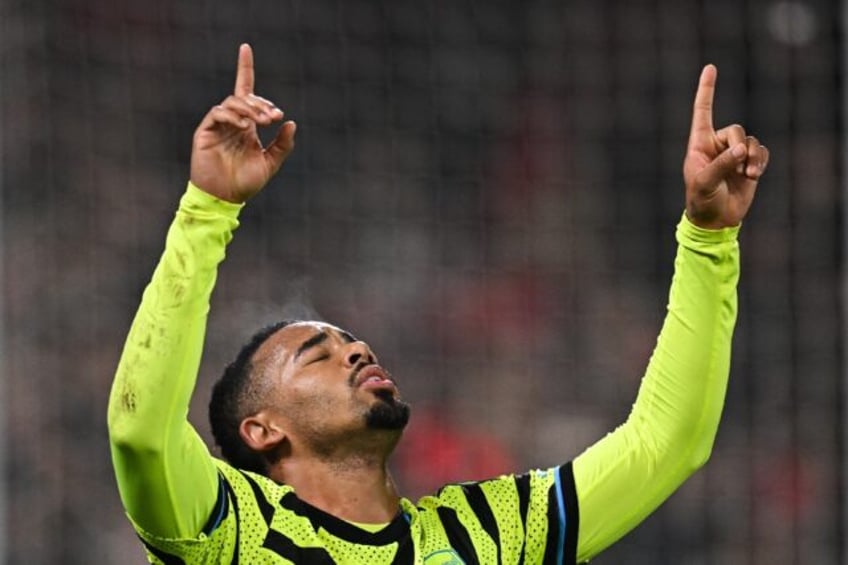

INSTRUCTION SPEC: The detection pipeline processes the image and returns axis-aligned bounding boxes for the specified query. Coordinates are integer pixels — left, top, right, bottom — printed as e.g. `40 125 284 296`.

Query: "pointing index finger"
691 64 717 136
234 43 254 96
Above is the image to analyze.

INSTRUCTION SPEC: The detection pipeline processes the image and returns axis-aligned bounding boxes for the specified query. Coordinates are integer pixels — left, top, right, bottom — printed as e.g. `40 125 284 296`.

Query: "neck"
270 451 400 523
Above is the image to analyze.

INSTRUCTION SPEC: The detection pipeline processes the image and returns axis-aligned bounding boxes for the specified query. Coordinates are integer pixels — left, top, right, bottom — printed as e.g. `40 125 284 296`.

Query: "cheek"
282 383 356 423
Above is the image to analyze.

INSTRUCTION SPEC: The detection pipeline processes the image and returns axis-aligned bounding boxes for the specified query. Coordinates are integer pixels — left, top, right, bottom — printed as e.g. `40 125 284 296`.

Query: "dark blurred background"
1 0 843 563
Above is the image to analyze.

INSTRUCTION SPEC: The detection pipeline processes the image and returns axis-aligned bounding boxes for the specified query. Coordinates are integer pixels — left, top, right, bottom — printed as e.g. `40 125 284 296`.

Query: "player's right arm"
107 44 296 540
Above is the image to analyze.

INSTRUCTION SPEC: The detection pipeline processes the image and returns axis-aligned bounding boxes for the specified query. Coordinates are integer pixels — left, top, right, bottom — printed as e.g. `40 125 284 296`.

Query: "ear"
239 411 287 452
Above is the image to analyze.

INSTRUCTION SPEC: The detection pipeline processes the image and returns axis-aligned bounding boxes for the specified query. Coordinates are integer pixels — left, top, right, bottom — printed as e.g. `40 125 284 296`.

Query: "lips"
353 365 397 393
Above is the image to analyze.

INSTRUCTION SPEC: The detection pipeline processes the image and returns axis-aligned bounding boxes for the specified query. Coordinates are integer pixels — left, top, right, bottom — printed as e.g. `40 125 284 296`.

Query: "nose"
344 340 376 367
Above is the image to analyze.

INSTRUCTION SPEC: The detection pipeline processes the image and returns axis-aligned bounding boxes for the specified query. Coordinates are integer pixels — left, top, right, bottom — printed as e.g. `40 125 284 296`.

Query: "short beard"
365 392 411 430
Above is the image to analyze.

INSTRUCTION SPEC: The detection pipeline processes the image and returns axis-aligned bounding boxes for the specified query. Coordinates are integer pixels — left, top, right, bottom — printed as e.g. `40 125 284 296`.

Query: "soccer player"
108 44 768 564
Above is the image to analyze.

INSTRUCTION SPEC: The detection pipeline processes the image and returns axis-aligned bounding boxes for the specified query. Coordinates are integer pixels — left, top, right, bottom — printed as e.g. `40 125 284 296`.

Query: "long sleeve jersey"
108 183 740 564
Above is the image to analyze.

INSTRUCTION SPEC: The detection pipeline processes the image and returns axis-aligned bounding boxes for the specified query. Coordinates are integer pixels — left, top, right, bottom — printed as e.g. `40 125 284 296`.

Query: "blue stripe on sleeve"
554 466 566 565
201 473 228 536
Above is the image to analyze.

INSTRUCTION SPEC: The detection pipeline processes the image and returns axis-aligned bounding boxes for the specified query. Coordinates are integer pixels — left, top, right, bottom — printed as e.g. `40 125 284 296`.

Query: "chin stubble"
364 393 411 430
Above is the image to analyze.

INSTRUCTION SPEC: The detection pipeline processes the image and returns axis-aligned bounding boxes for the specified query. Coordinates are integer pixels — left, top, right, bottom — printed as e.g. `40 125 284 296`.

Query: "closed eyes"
307 352 330 365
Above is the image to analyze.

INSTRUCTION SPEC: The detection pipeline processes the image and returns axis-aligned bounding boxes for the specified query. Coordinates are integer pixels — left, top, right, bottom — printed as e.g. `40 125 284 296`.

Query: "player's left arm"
569 65 769 562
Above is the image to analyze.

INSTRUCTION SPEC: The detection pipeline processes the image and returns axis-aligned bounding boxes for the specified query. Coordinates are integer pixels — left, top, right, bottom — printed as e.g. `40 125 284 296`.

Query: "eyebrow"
294 331 329 361
293 329 358 361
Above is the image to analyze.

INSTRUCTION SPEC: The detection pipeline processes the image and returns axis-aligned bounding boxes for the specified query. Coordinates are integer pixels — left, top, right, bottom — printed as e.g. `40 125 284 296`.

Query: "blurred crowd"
1 0 842 562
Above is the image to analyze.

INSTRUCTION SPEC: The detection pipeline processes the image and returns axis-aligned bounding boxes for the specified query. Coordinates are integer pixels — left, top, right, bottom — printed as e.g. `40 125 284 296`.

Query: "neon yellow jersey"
109 183 740 564
133 459 578 564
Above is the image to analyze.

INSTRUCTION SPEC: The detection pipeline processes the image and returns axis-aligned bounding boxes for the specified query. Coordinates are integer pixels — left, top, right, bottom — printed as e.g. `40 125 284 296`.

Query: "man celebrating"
108 44 768 563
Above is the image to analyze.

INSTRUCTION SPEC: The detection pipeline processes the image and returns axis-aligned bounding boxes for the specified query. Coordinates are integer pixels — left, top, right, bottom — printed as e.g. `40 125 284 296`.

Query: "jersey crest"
423 549 465 564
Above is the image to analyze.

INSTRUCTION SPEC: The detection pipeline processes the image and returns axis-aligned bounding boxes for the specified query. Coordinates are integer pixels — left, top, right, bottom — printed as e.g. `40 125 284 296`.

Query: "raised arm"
571 65 769 562
107 44 296 539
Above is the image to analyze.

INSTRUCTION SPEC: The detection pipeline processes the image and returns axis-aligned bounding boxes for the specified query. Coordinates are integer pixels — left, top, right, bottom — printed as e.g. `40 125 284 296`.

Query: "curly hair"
208 320 297 475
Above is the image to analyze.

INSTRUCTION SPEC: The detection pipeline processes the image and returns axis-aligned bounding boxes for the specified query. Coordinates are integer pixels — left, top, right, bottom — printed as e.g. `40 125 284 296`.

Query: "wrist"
184 182 245 218
678 211 740 245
